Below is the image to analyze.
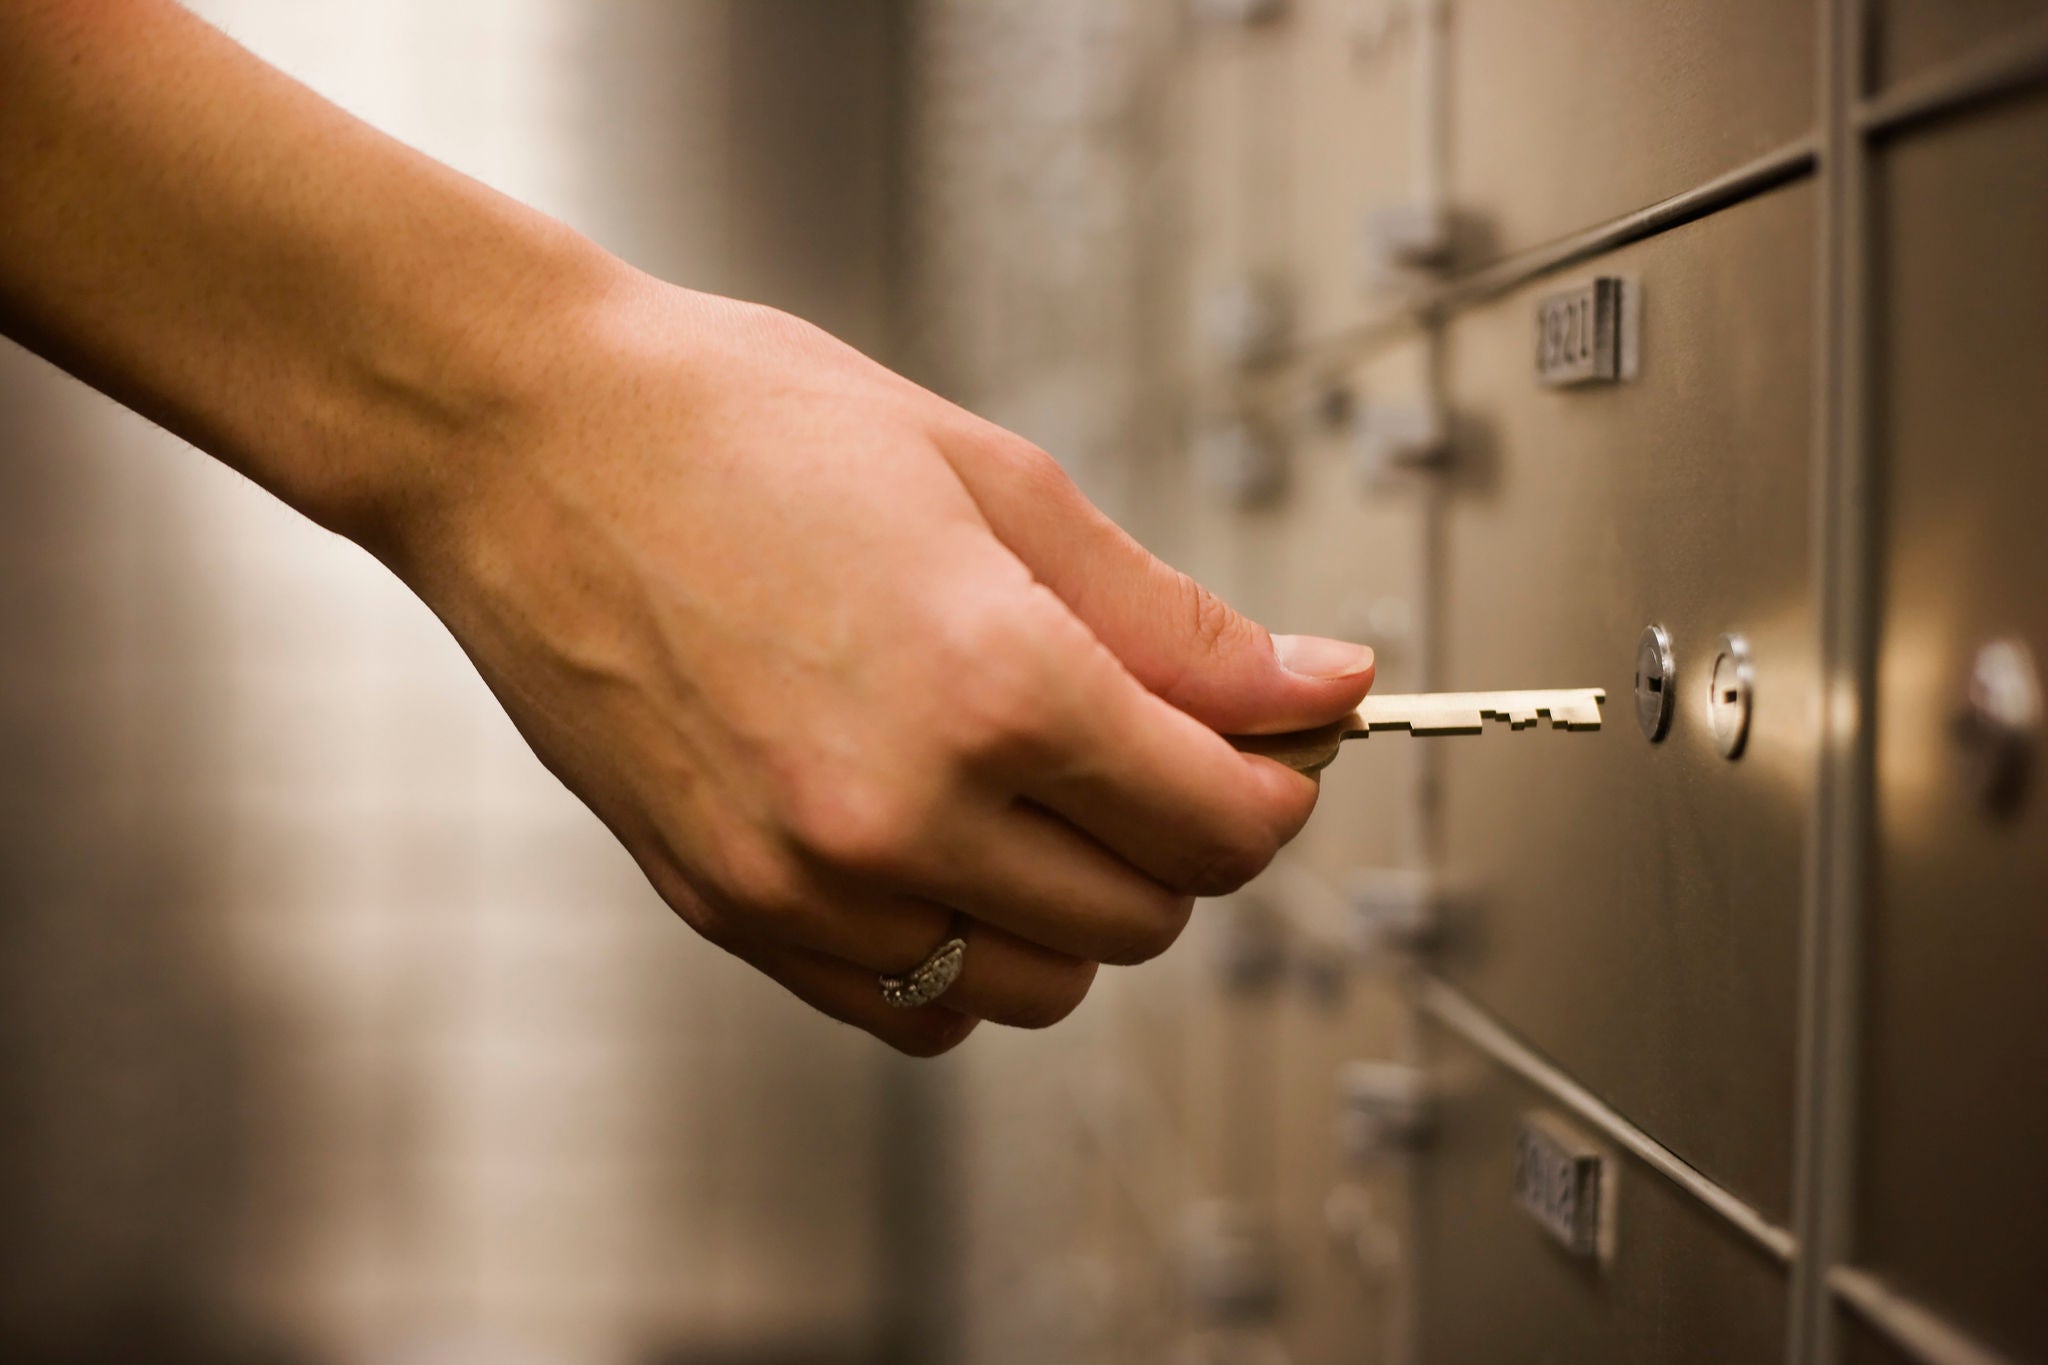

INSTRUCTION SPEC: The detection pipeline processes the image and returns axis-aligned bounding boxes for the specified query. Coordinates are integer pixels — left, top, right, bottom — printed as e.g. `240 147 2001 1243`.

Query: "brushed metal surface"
1281 0 1422 340
1413 1017 1789 1365
1838 1310 1925 1365
1444 0 1813 268
1176 343 1428 1365
1872 0 2048 90
1859 91 2048 1365
1433 183 1818 1222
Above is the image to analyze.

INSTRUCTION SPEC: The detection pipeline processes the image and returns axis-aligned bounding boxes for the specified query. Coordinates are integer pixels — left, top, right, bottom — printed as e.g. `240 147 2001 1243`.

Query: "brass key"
1232 688 1607 774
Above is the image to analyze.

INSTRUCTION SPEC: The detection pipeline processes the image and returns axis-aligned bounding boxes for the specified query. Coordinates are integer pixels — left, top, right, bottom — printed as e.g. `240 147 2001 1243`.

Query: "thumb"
946 431 1374 734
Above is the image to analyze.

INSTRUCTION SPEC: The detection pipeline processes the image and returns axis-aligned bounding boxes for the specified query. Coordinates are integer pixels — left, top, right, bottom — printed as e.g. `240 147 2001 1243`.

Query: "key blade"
1231 688 1606 774
1357 693 1486 734
1360 688 1607 735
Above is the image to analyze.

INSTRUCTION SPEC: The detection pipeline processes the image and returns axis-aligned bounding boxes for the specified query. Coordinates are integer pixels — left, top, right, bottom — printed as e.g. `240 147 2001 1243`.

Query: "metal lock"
1352 401 1449 483
1350 868 1440 956
1361 203 1453 275
1324 1182 1401 1278
1338 1060 1433 1159
1633 623 1676 742
1177 1200 1280 1325
1953 638 2041 815
1200 276 1292 369
1212 894 1287 994
1707 633 1754 760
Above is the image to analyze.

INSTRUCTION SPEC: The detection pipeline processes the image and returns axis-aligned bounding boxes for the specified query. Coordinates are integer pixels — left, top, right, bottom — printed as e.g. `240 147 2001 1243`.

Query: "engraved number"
1536 295 1595 373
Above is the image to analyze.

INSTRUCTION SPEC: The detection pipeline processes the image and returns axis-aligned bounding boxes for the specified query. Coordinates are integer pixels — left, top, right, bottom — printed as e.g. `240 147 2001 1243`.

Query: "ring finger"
756 883 1101 1032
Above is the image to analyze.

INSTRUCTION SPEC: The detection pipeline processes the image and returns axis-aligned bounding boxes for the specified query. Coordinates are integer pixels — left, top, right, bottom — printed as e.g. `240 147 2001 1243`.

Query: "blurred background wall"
1 4 912 1363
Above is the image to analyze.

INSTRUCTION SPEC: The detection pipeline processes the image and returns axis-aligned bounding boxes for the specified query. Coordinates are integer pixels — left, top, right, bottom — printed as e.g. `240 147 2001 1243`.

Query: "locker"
1272 981 1410 1365
1444 0 1813 267
1283 0 1424 341
1872 0 2048 90
916 3 2048 1362
1431 182 1818 1221
1412 1016 1789 1365
1857 90 2048 1364
1187 0 1424 357
1163 335 1435 1360
1836 1312 1921 1365
1184 9 1302 366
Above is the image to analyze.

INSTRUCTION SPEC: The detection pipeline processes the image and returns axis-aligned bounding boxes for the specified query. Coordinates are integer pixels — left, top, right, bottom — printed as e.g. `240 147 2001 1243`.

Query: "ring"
879 917 968 1009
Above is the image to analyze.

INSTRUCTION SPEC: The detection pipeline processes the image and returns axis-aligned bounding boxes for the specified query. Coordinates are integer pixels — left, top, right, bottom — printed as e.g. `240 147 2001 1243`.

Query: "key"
1231 688 1607 774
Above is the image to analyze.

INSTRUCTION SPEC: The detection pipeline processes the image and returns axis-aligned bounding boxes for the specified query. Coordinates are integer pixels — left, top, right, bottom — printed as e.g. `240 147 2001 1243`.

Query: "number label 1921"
1535 277 1631 387
1513 1111 1613 1260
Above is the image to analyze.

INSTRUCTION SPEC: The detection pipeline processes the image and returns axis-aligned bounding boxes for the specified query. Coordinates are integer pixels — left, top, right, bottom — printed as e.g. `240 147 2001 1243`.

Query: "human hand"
0 0 1370 1055
391 281 1373 1054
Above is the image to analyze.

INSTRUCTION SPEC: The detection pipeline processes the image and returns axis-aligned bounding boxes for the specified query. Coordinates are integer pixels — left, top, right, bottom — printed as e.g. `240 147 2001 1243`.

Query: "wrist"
298 214 640 571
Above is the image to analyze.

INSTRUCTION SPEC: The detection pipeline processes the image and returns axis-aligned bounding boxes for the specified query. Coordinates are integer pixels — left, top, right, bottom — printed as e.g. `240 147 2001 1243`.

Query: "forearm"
0 0 628 551
0 0 1376 1057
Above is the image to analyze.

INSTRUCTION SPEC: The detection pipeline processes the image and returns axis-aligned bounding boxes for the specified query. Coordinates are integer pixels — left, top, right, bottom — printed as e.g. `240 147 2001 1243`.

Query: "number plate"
1535 277 1630 386
1513 1111 1612 1259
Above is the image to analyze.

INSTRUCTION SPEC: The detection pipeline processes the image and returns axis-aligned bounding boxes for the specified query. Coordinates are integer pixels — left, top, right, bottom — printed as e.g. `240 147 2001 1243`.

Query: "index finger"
1014 629 1322 896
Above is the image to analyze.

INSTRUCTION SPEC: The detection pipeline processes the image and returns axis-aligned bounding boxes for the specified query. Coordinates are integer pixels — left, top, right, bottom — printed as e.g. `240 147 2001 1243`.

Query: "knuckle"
884 1009 978 1058
716 838 811 926
932 595 1068 768
958 423 1073 491
1181 830 1281 898
641 846 753 949
1007 958 1099 1029
674 894 740 951
1270 775 1321 844
785 774 936 881
1178 574 1252 661
1096 894 1196 967
996 435 1064 483
948 663 1056 770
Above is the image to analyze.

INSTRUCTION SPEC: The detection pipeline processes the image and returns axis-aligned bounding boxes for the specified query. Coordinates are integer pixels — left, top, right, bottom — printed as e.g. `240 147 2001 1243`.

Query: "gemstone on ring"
879 933 968 1008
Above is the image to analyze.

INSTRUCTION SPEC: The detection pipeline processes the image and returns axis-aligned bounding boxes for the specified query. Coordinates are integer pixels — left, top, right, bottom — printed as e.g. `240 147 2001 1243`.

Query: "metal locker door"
1870 0 2048 90
1412 1014 1790 1365
1430 181 1818 1225
1444 0 1814 268
1857 88 2048 1365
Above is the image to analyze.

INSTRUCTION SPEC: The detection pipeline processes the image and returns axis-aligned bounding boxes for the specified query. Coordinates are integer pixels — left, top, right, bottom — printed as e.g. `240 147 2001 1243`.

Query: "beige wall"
0 5 901 1362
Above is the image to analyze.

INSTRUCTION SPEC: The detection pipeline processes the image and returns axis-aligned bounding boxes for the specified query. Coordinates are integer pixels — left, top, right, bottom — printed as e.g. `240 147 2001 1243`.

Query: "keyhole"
1635 625 1677 743
1708 634 1754 759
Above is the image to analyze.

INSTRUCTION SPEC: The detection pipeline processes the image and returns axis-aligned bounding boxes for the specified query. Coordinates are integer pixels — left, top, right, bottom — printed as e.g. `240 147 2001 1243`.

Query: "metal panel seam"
1418 978 1798 1264
1235 136 1820 393
1787 0 1875 1360
1829 1268 2025 1365
1857 16 2048 137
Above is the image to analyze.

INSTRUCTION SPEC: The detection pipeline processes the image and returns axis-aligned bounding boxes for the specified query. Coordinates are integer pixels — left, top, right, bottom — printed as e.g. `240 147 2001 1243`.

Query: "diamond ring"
878 919 968 1009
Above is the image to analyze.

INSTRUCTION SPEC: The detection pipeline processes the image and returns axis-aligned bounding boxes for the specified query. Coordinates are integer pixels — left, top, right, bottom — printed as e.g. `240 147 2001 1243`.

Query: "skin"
0 0 1375 1055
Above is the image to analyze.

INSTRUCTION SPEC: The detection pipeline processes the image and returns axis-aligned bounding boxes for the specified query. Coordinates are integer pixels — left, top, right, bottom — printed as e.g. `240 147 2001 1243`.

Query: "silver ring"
879 919 968 1009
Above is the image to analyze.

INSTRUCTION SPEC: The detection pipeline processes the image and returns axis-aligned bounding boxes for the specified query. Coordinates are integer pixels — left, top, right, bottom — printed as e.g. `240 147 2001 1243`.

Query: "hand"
399 281 1375 1054
0 0 1371 1053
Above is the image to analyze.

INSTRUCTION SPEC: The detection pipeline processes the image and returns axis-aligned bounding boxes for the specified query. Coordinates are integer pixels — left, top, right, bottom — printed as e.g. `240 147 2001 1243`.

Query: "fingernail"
1274 634 1375 680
